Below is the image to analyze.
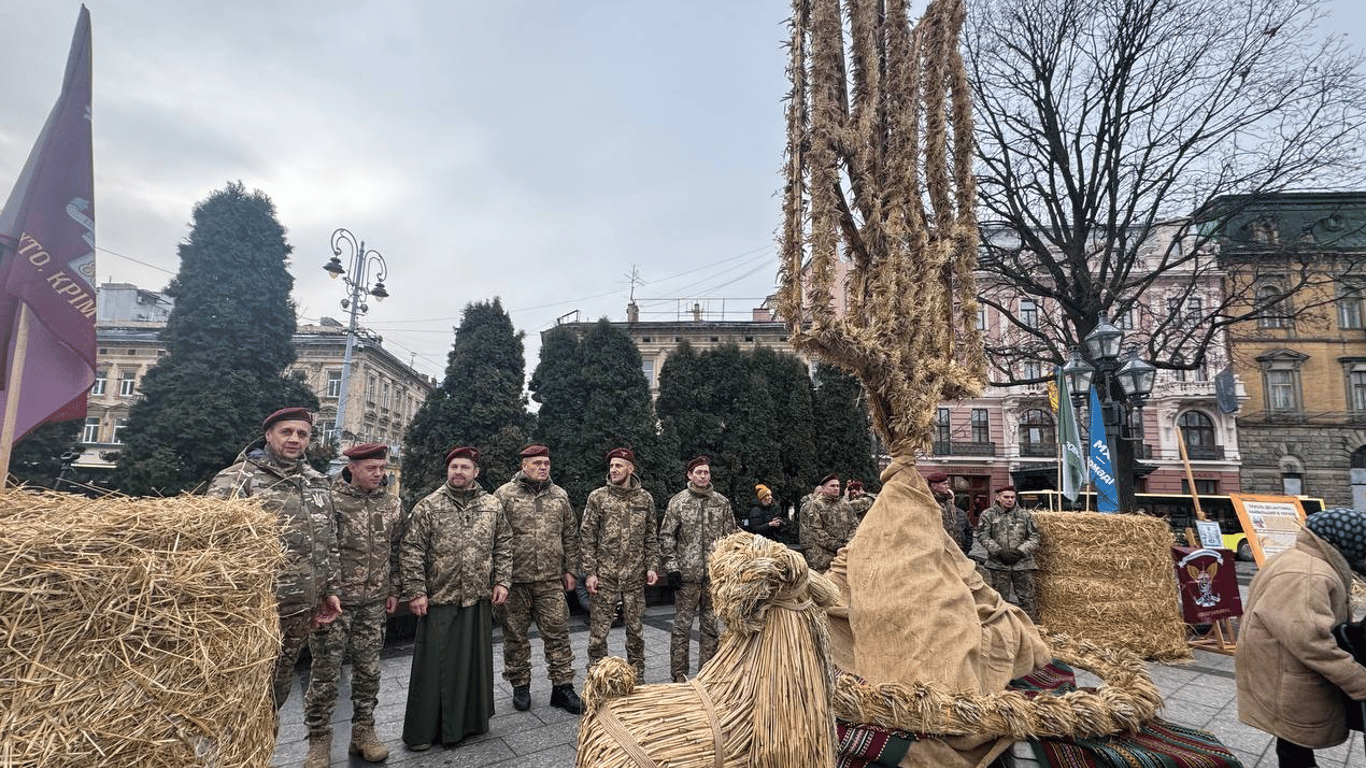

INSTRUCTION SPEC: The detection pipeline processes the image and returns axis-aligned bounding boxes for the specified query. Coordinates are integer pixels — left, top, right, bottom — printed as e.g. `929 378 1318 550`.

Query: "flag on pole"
1056 366 1086 501
0 6 96 442
1088 386 1120 513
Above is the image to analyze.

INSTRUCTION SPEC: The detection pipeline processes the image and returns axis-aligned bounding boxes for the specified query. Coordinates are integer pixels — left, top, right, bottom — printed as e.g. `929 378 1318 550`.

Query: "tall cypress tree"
811 363 877 490
112 182 316 495
401 298 531 509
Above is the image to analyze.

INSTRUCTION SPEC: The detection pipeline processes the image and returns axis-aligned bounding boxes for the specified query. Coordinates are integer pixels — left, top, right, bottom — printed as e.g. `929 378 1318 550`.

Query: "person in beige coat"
1236 508 1366 767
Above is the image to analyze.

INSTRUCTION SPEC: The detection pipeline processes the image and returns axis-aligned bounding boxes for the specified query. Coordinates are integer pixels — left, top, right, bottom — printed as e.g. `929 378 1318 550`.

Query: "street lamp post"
1063 315 1156 512
323 228 389 453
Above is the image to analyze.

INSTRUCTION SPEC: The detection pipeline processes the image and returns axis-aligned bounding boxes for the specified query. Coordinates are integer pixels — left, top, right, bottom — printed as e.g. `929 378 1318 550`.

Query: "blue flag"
1088 387 1120 512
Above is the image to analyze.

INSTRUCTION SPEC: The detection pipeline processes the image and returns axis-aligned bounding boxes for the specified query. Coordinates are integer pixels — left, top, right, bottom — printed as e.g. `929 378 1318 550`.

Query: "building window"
82 417 100 443
367 375 376 405
382 381 391 411
316 418 337 443
1346 362 1366 413
1022 359 1041 380
1256 284 1291 329
1178 410 1216 448
1114 309 1134 331
1172 353 1187 383
326 370 342 398
936 408 951 443
1180 478 1220 495
91 370 107 396
976 306 986 332
119 370 137 397
1018 408 1055 455
1340 283 1365 329
112 418 128 444
642 358 656 387
1259 350 1306 415
971 409 990 444
1019 299 1038 328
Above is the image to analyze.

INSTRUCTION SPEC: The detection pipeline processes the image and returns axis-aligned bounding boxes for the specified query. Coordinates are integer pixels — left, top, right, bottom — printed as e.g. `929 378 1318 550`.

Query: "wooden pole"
0 302 33 486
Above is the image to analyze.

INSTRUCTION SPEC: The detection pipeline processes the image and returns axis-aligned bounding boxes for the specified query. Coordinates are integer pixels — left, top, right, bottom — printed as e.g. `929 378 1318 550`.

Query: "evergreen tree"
401 299 531 509
11 418 81 490
753 347 817 509
810 363 877 491
112 182 316 495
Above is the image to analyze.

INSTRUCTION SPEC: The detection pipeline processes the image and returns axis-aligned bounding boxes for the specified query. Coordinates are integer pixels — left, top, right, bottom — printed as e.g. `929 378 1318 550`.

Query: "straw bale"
0 490 282 767
1033 511 1190 662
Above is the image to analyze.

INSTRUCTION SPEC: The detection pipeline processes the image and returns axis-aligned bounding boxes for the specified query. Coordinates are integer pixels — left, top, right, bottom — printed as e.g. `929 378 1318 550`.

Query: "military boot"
512 684 531 711
302 730 330 768
348 724 389 762
549 683 583 715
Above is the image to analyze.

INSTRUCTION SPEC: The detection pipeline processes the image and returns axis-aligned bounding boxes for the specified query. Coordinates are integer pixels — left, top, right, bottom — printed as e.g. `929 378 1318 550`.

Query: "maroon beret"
996 485 1016 494
520 444 550 459
686 455 711 473
445 446 480 466
818 473 840 486
925 472 949 484
263 407 313 430
847 479 865 491
343 442 388 461
606 447 636 465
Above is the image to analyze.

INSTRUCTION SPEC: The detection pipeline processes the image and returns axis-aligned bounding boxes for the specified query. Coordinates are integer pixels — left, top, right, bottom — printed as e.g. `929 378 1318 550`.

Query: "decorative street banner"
1172 546 1243 624
1229 493 1308 566
1087 386 1119 512
1055 366 1086 501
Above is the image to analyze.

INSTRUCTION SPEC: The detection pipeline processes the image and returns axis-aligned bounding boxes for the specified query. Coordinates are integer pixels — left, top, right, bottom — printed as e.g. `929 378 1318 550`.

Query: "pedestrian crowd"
210 404 1050 766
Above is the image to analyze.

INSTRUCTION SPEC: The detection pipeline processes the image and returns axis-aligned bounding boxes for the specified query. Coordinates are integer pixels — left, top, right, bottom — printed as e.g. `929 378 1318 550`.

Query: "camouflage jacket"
332 473 404 607
934 490 971 554
400 483 512 608
848 494 875 520
206 447 339 617
493 472 580 584
800 495 858 571
580 474 659 588
974 503 1041 571
659 483 737 583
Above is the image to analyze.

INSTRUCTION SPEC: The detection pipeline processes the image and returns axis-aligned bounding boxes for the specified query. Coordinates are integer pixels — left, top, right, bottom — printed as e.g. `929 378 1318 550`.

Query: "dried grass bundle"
0 490 282 767
577 533 840 768
1034 511 1190 663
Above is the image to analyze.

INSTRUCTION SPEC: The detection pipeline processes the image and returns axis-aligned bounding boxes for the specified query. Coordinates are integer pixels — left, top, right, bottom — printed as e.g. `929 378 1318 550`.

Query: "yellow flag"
1047 379 1058 410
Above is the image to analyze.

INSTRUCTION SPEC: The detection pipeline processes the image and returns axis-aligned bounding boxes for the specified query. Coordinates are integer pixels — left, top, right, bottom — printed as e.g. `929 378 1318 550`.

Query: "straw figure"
575 532 841 768
780 0 1165 764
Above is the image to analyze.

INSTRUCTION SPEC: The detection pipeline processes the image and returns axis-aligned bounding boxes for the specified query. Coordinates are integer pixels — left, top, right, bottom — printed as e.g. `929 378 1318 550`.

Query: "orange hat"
755 484 773 501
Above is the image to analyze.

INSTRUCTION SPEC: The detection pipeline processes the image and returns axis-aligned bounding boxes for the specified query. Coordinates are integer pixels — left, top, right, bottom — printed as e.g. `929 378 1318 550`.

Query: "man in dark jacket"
739 483 792 544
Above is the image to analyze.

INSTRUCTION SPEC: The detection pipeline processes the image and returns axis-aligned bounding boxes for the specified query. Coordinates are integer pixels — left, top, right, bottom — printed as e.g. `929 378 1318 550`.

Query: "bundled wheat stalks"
577 533 841 768
1034 511 1190 663
0 490 282 767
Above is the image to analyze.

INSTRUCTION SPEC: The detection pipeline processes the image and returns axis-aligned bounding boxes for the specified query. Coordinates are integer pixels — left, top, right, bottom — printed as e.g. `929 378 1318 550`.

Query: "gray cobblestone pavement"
273 564 1365 767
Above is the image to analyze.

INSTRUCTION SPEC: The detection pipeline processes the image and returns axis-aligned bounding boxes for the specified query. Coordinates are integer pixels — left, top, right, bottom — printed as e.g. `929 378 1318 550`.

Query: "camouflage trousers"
303 600 387 734
497 580 575 687
587 579 647 680
274 611 314 711
670 580 718 683
988 568 1039 622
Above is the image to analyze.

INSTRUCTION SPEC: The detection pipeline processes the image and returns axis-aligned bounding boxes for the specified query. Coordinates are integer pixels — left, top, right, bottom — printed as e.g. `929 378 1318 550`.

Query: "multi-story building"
1215 192 1366 509
74 283 434 487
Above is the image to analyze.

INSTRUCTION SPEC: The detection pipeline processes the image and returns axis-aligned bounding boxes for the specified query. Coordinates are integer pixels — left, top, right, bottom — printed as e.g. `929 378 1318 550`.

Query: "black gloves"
997 548 1024 566
667 571 683 590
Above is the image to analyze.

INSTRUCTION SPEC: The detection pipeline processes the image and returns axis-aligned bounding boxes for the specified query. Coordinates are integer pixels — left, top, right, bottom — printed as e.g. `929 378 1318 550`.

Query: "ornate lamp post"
323 228 389 452
1078 314 1156 511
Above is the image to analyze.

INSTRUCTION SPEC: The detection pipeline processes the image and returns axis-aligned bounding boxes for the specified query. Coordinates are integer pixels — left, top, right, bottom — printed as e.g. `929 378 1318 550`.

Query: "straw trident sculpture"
778 0 985 459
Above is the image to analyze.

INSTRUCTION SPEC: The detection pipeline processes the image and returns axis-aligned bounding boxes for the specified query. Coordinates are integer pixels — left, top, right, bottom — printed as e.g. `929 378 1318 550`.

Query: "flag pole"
0 302 34 485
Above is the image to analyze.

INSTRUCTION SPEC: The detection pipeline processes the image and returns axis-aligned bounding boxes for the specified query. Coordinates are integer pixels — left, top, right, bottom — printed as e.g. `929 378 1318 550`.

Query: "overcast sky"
2 1 1363 382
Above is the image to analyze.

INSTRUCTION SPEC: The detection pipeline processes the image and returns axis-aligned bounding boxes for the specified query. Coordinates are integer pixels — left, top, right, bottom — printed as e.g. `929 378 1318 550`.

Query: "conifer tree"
810 363 877 490
112 182 316 495
401 299 531 509
11 419 81 489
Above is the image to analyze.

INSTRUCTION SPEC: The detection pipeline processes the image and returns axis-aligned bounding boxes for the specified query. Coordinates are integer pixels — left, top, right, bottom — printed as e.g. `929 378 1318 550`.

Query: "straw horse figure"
575 532 841 768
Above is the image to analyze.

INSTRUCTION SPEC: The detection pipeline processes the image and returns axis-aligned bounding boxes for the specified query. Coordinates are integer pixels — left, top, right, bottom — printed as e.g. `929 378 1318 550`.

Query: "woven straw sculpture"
576 533 841 768
0 490 281 767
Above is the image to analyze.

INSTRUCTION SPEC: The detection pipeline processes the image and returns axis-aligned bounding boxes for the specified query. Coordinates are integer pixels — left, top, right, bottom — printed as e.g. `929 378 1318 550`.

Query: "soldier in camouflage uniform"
845 479 875 521
301 443 403 767
579 447 659 680
800 474 859 572
974 485 1042 621
205 407 341 717
659 456 738 682
927 471 971 554
399 446 512 750
493 445 583 714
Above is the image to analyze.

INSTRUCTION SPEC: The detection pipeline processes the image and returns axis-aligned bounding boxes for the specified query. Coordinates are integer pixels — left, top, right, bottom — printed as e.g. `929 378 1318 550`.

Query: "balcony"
1183 444 1226 461
1018 442 1057 458
932 441 997 457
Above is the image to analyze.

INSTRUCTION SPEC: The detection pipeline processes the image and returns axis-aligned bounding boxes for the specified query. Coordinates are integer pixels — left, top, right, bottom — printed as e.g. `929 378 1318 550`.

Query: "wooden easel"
1178 429 1237 655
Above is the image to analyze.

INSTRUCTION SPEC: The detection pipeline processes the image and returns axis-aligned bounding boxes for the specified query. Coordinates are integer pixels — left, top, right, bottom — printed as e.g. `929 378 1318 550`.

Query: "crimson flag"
0 6 96 442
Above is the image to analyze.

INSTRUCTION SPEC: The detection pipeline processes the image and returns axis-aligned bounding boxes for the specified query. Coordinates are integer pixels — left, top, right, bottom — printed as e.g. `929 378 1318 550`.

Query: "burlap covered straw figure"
780 0 1163 765
575 532 841 768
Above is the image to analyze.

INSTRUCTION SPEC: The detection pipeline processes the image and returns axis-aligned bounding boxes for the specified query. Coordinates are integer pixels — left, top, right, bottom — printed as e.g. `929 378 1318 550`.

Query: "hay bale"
1034 511 1190 662
0 490 282 767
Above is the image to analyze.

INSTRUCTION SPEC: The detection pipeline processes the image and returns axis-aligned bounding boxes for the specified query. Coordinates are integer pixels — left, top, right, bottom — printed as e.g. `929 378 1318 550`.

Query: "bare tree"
967 0 1366 382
